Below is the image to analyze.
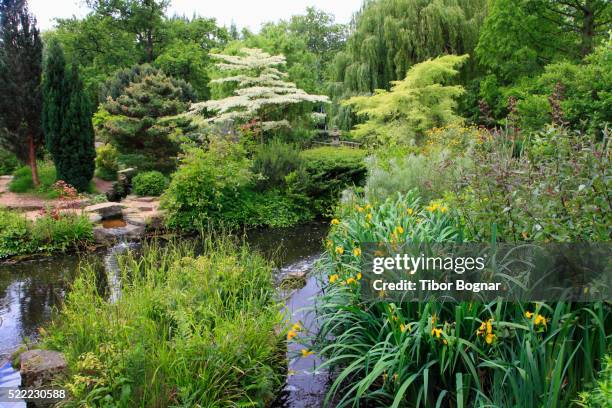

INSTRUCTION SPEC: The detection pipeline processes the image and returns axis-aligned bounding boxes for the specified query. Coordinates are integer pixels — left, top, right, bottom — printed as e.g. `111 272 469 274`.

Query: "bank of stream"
0 222 330 407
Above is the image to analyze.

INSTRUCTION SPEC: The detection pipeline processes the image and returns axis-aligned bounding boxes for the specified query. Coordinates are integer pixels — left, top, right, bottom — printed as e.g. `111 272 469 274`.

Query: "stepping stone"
84 202 125 219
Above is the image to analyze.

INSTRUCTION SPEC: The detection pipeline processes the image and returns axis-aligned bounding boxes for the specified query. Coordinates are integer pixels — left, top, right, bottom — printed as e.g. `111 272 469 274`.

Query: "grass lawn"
9 162 97 198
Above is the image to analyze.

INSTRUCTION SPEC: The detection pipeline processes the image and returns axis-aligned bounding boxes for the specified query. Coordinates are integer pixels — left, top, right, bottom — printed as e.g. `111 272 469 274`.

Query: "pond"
0 222 330 407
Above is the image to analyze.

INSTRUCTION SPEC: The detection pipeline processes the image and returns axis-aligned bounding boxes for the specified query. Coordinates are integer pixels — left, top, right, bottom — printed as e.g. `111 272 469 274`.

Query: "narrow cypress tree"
43 40 95 191
0 0 43 185
56 65 96 192
42 38 66 162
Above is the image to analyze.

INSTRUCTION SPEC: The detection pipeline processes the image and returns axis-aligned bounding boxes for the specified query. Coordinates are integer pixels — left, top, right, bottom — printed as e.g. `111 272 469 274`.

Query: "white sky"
28 0 363 32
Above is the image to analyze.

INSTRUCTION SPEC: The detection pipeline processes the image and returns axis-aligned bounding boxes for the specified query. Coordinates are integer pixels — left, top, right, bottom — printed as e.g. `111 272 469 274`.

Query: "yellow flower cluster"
329 272 362 285
525 311 548 327
287 322 301 341
476 318 496 345
425 201 448 213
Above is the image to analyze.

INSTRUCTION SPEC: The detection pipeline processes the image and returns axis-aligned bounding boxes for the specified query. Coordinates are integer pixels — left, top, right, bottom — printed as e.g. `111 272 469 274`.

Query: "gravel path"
0 176 107 212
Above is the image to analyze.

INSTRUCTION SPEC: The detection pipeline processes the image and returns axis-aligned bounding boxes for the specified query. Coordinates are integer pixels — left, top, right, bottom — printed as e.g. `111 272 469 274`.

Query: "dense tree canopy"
328 0 486 128
0 0 43 184
49 6 229 98
85 0 169 62
476 0 611 82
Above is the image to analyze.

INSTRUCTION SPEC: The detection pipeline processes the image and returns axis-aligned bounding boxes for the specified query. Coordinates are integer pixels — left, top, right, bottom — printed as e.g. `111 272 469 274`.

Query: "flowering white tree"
190 48 329 131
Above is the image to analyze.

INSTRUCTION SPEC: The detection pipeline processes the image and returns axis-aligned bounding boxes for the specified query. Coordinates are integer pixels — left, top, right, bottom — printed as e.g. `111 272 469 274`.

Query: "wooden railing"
312 140 362 149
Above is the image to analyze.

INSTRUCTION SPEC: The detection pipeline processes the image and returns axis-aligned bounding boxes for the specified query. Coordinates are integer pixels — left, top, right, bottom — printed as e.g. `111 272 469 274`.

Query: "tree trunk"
580 3 595 57
28 134 40 186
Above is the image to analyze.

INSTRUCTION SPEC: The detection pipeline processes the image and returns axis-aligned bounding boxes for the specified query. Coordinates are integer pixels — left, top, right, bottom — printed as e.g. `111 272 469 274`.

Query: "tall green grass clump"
306 191 610 407
42 237 286 407
0 208 93 258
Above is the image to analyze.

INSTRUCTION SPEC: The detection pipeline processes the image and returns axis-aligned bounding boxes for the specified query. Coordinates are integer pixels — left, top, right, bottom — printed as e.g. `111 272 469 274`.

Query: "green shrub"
576 354 612 407
0 208 93 258
9 162 59 197
162 140 255 230
42 238 284 407
94 144 119 181
252 140 303 190
221 189 312 228
132 170 168 196
447 126 611 241
365 149 471 204
291 146 368 215
0 148 19 175
306 192 609 407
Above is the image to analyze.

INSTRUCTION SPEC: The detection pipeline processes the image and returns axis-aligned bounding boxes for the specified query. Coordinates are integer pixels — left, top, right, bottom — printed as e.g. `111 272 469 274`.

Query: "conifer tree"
96 68 196 173
190 48 329 132
42 40 95 191
59 65 96 191
0 0 43 185
344 54 468 146
42 38 66 163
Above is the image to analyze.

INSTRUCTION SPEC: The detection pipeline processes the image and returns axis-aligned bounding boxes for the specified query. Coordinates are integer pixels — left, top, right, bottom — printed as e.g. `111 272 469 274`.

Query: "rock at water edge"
19 350 66 388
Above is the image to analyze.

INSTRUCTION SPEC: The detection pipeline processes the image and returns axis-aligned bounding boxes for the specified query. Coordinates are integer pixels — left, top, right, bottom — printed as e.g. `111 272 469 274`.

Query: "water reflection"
0 254 101 359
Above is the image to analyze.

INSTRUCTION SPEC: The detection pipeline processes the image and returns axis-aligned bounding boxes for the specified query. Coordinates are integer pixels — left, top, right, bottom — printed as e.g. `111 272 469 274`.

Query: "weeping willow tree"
329 0 486 128
343 54 468 146
190 48 329 132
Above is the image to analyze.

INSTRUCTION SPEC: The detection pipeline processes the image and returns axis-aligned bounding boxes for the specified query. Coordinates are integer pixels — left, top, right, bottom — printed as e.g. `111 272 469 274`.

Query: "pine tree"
190 48 329 132
96 68 196 173
0 0 43 185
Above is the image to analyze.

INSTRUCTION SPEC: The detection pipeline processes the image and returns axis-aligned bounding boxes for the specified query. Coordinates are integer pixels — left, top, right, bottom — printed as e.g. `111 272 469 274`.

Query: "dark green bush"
0 148 19 175
132 170 168 197
94 70 196 173
291 146 368 215
221 189 312 227
162 140 255 230
252 140 303 190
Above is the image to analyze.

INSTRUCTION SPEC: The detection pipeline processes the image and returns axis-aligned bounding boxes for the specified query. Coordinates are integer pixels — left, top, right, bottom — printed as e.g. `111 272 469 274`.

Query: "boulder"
19 350 67 388
93 223 145 245
125 223 146 240
280 271 307 290
84 202 125 219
